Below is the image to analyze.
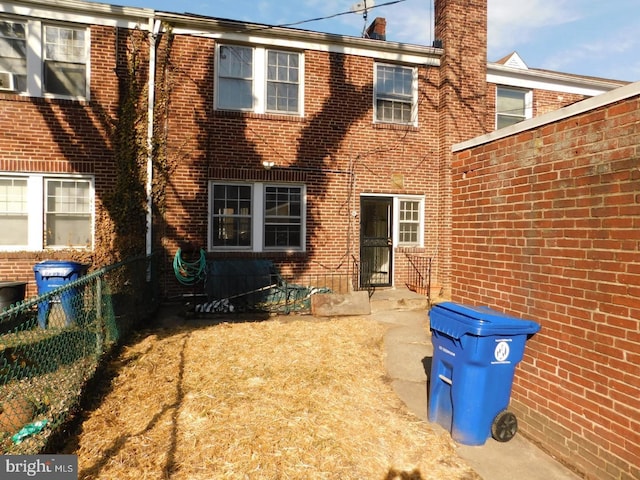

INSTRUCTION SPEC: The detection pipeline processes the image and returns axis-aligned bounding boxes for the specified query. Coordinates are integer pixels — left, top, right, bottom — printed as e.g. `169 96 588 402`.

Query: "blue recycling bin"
33 260 88 328
428 302 540 445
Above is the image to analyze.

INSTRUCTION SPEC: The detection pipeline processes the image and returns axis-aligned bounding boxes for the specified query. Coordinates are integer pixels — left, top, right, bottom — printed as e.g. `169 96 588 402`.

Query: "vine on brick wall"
99 28 149 266
150 24 175 221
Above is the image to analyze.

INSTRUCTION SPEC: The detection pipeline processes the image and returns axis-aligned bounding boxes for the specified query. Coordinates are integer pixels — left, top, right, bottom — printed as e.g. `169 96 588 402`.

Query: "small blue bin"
33 260 88 328
428 302 540 445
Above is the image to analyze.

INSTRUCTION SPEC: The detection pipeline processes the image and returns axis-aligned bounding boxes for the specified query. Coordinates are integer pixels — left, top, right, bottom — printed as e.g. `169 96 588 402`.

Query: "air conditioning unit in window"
0 71 15 91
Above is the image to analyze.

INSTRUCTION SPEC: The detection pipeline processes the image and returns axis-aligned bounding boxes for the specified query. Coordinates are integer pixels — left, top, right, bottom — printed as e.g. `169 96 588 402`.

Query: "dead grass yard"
64 315 479 480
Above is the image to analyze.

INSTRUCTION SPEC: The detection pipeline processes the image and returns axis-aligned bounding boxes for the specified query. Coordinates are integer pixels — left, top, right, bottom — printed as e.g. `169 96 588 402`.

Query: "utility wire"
275 0 407 29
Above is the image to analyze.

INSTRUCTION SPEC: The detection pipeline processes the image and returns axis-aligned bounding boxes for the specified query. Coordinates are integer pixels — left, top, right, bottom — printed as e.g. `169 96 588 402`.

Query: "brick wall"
155 34 443 297
0 25 138 292
451 90 640 480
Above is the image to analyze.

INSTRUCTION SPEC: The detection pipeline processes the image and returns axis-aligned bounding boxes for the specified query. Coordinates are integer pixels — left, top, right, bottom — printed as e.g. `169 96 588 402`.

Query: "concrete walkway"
369 290 580 480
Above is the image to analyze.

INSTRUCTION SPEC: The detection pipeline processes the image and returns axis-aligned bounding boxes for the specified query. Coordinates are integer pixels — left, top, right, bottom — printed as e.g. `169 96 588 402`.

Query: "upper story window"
216 44 302 115
0 19 26 92
496 86 532 129
0 17 89 99
266 50 299 113
43 25 87 97
0 174 94 251
210 182 306 252
374 63 417 125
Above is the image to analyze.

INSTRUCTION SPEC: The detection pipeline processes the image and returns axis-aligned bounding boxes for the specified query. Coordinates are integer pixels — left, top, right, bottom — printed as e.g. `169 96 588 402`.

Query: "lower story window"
0 177 28 246
398 200 421 245
211 184 252 248
209 182 305 252
45 179 92 247
264 185 301 248
0 173 93 250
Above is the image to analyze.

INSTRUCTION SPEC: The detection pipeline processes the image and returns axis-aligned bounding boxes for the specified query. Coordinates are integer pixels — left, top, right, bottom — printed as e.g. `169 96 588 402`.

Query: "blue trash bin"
428 302 540 445
33 260 88 328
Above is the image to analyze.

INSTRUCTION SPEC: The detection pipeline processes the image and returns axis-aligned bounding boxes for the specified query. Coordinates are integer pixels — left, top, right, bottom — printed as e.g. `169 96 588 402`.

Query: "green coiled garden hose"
173 248 207 285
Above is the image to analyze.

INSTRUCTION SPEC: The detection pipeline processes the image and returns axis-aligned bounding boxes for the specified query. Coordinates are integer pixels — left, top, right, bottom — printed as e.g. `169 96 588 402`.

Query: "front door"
360 197 393 287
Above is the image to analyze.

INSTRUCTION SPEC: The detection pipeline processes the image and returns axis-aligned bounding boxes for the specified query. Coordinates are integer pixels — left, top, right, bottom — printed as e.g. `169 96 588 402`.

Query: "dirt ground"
63 312 479 480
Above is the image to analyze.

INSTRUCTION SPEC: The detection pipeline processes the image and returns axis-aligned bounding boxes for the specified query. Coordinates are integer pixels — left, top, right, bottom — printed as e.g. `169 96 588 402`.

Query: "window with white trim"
264 185 302 248
0 17 89 98
398 199 421 245
496 86 532 129
209 182 305 252
0 174 94 250
0 177 28 245
45 179 92 247
266 50 299 113
43 25 87 97
211 183 252 248
0 19 26 92
216 44 302 115
374 63 417 125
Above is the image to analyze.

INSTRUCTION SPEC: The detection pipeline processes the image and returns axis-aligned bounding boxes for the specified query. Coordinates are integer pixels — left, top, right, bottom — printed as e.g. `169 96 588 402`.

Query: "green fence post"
96 277 104 356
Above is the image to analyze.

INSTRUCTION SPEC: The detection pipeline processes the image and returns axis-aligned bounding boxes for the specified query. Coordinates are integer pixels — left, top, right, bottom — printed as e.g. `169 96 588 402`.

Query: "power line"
276 0 407 29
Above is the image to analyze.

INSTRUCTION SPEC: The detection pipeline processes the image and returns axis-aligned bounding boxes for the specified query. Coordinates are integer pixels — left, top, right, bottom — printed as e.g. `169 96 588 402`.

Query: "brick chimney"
433 0 489 300
434 0 488 141
365 17 386 40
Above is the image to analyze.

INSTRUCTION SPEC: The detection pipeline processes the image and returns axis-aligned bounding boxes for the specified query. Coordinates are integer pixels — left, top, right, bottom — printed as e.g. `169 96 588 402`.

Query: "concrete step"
369 287 429 313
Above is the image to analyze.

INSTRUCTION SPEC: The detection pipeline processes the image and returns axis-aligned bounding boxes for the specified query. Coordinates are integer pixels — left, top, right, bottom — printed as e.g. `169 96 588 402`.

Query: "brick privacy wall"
0 25 139 292
485 84 587 130
451 95 640 479
155 34 443 298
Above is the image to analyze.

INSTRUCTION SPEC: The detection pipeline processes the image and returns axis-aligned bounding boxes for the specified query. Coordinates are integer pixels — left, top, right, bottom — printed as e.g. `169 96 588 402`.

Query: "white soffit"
1 0 153 29
487 68 619 96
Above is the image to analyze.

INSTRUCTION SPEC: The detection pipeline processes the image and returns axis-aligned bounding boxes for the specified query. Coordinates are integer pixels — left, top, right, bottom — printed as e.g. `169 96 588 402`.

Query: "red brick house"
451 80 640 480
1 0 637 477
0 0 626 300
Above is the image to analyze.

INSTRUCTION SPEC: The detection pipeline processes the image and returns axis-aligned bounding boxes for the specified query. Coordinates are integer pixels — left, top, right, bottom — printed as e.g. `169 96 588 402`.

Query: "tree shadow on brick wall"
32 27 148 268
294 52 373 278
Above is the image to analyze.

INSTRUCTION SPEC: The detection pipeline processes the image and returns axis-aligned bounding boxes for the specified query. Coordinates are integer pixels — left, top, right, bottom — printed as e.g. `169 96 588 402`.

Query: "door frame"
359 196 393 288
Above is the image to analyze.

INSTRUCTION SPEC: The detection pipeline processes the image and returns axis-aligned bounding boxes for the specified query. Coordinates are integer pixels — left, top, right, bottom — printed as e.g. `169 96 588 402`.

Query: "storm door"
360 197 393 287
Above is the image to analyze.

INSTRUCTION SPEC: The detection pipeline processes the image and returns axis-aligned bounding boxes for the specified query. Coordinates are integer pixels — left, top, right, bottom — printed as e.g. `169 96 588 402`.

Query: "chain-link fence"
0 255 158 454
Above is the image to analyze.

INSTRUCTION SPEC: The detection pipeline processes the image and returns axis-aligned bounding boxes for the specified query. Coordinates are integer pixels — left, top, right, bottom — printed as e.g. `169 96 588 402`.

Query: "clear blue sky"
90 0 640 82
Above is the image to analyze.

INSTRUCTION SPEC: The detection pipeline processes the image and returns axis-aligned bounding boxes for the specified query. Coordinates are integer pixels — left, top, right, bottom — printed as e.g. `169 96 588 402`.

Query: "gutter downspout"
146 17 162 269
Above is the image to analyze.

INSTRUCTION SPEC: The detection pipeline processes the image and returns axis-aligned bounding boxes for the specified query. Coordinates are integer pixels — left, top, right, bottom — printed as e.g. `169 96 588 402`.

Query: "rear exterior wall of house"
451 92 640 480
154 32 443 299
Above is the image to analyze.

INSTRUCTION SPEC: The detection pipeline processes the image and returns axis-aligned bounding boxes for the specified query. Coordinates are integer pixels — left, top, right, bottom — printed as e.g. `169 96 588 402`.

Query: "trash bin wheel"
491 410 518 442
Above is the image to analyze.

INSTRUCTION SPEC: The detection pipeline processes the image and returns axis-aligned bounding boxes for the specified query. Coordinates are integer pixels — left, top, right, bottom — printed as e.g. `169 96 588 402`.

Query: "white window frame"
209 181 306 252
263 184 303 249
0 16 90 100
397 198 423 246
215 44 304 116
393 196 424 247
496 86 532 129
374 62 418 126
0 173 94 251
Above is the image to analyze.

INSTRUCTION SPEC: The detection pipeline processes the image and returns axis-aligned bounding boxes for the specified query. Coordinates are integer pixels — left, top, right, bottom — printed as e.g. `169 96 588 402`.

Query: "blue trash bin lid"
33 260 87 278
430 302 540 338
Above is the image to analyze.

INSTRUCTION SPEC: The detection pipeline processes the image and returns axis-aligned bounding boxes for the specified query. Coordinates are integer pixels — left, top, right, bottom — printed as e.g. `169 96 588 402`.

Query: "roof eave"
155 11 443 61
